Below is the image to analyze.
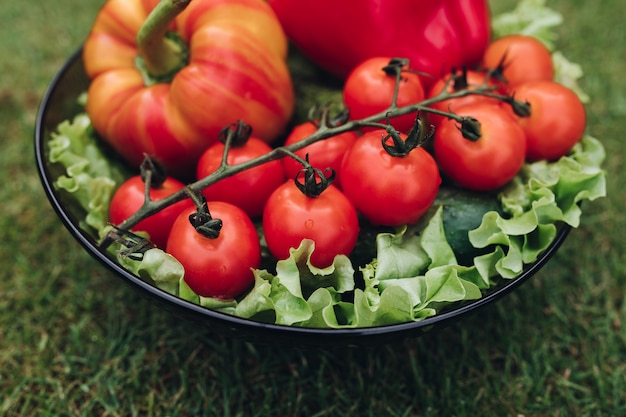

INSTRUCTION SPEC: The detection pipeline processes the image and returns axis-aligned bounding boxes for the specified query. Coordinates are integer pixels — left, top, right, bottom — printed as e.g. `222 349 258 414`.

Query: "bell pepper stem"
137 0 191 79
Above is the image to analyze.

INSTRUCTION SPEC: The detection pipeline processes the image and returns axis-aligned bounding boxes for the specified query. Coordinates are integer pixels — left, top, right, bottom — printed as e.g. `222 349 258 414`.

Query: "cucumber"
435 187 503 266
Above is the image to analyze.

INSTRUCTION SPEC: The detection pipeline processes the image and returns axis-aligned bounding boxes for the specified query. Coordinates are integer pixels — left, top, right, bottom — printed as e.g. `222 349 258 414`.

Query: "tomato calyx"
218 120 253 147
449 66 471 91
485 50 510 86
140 154 168 188
188 210 223 239
294 161 336 198
381 57 430 81
507 94 532 118
185 190 224 239
381 113 434 157
456 117 482 142
381 57 409 77
307 104 350 129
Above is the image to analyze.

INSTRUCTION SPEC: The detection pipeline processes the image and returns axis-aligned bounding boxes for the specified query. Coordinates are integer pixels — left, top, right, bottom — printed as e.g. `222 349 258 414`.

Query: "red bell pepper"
267 0 491 83
83 0 294 179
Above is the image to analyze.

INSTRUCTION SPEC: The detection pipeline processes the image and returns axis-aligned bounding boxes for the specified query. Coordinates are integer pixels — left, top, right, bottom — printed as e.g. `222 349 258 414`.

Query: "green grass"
1 0 625 415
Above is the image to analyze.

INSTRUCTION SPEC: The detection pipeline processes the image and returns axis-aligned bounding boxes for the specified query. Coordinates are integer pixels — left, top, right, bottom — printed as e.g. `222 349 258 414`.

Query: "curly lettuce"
469 135 605 279
492 0 563 49
47 113 127 235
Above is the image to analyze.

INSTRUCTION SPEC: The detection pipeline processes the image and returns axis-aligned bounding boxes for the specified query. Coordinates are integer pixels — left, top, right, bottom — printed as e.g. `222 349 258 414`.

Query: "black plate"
34 48 571 347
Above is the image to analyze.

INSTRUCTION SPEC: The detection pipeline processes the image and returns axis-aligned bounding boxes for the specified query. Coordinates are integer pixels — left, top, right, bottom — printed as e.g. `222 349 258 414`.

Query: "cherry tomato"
426 68 502 128
434 102 526 191
281 122 358 189
339 129 441 226
343 57 425 134
108 175 193 249
196 136 284 218
481 34 554 88
262 180 360 268
512 80 587 161
166 202 261 299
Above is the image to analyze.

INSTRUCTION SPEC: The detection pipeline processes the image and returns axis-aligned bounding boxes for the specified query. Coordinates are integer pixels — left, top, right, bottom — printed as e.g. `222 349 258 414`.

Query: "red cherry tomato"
108 175 193 249
434 102 526 191
512 80 587 161
343 57 425 134
262 179 360 268
481 34 554 88
339 129 441 226
281 121 358 189
196 136 284 218
166 202 261 299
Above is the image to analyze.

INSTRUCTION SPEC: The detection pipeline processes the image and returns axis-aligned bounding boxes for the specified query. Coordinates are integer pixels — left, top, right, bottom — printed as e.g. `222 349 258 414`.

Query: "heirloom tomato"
166 202 261 299
434 102 526 191
108 175 193 249
262 179 359 268
340 129 441 226
281 122 358 189
83 0 294 179
512 80 586 161
343 57 425 134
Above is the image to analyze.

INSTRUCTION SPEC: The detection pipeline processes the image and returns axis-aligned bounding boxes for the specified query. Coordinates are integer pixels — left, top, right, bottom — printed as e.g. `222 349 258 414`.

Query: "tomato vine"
101 59 528 252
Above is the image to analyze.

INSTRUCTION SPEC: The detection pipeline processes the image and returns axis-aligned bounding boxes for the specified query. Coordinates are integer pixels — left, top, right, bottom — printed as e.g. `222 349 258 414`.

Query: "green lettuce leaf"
491 0 563 49
234 239 356 326
48 113 127 234
118 247 185 296
374 225 429 280
469 135 606 278
552 51 591 103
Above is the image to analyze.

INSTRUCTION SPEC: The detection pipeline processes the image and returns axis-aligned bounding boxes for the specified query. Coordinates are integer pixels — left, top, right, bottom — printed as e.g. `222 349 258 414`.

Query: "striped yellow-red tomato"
83 0 294 179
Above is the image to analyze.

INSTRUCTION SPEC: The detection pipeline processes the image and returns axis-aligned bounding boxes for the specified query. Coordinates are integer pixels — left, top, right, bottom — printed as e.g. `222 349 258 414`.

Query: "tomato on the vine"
262 172 360 268
281 121 358 189
166 202 261 299
339 128 441 226
343 57 425 134
481 34 554 88
196 130 284 219
434 102 526 191
512 80 586 161
108 175 193 249
426 67 502 128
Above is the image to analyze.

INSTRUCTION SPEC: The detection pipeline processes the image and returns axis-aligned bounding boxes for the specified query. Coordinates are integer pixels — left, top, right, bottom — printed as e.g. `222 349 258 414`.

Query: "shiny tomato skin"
426 69 502 128
481 34 554 88
196 137 285 219
281 122 358 189
262 182 359 268
339 129 441 226
108 176 193 249
343 57 425 134
434 103 526 191
166 202 261 299
512 80 586 161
